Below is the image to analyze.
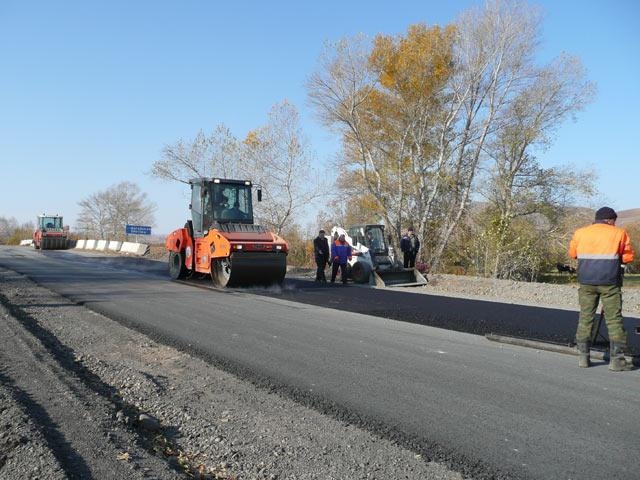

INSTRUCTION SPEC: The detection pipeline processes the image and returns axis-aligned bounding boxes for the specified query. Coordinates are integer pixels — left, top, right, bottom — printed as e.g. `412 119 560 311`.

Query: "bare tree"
477 50 596 277
422 0 544 270
484 54 596 215
0 216 19 244
77 182 156 239
0 217 34 244
77 193 110 238
151 101 323 235
242 101 325 234
150 125 243 183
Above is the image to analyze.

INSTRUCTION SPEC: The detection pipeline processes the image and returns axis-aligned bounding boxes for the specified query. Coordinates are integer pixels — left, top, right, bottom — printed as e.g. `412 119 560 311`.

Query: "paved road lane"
1 246 639 479
261 277 640 353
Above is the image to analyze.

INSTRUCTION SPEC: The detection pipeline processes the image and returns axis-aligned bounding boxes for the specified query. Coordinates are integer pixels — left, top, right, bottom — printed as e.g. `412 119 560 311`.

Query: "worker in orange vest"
568 207 635 371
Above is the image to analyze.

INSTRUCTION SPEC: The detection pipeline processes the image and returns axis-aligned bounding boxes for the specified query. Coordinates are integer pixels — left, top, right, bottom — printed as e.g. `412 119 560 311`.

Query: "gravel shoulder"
401 273 640 317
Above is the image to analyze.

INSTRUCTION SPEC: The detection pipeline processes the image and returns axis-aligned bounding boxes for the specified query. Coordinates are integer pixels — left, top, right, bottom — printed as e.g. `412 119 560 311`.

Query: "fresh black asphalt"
1 247 639 480
257 278 640 353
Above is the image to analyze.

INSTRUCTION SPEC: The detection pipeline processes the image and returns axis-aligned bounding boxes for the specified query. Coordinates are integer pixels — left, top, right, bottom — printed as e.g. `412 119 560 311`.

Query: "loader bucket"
372 268 428 287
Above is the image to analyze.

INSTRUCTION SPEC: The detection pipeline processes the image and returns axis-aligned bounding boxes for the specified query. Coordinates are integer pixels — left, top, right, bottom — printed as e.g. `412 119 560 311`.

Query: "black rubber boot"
577 342 591 368
609 341 635 372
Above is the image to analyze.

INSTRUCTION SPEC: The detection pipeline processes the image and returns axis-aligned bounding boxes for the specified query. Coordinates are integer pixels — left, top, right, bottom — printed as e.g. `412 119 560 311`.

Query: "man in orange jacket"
568 207 635 371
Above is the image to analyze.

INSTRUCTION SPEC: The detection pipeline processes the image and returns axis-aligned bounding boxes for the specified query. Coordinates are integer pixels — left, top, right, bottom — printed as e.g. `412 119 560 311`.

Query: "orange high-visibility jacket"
568 222 634 285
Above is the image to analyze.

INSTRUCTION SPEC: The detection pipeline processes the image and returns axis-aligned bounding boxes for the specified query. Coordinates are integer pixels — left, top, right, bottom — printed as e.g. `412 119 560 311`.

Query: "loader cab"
190 178 255 235
347 224 388 255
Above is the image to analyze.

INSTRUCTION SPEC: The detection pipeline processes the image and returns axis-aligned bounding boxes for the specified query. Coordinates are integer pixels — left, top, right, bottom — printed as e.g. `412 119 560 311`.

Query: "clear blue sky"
1 0 638 235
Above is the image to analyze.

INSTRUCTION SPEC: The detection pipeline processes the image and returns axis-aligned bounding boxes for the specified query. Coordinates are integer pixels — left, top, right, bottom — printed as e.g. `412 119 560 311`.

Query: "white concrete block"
85 239 97 250
133 243 150 256
75 239 86 249
120 242 149 256
96 239 108 251
20 239 33 246
120 242 135 254
108 240 122 252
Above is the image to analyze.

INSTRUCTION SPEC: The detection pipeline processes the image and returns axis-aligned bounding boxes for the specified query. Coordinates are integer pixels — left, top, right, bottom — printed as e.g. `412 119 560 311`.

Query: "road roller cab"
165 178 289 287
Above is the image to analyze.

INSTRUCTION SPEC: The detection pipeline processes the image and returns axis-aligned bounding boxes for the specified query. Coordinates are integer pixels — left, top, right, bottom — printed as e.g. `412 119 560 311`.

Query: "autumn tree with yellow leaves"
308 0 596 274
308 25 455 253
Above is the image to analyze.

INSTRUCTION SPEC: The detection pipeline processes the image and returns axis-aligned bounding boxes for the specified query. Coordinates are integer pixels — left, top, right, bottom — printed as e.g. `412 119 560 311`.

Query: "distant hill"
616 209 640 226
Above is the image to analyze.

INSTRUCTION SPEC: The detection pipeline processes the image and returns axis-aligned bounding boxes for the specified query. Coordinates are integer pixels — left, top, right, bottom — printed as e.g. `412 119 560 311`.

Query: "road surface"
1 246 638 479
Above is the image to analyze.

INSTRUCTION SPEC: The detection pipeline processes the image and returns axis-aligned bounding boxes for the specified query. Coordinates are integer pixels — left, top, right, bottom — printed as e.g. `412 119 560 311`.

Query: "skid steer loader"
330 224 427 287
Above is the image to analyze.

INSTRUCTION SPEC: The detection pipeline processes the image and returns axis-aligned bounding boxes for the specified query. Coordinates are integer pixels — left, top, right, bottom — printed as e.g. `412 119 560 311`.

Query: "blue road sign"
126 224 152 235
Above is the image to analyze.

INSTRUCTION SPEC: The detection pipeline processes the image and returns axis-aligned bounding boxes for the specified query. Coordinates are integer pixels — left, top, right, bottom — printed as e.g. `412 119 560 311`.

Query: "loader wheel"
350 261 372 284
211 258 232 288
169 251 188 280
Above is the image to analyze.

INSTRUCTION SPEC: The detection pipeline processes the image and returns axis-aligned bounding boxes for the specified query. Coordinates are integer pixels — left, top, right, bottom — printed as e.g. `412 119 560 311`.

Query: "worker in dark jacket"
568 206 635 371
400 227 420 268
331 233 352 284
313 229 330 282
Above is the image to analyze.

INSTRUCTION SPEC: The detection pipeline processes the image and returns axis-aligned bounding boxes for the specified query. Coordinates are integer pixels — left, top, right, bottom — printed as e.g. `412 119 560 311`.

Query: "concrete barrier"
19 239 33 246
120 242 134 254
69 238 147 255
120 242 149 256
108 241 122 252
136 243 150 256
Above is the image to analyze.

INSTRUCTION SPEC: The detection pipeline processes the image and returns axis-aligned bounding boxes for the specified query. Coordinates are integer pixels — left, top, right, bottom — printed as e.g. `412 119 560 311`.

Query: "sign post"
125 224 152 242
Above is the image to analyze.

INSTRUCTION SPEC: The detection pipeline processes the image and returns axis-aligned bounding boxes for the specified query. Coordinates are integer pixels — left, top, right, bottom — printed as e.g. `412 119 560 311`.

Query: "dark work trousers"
331 262 348 284
403 251 416 268
576 284 627 343
315 254 328 282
